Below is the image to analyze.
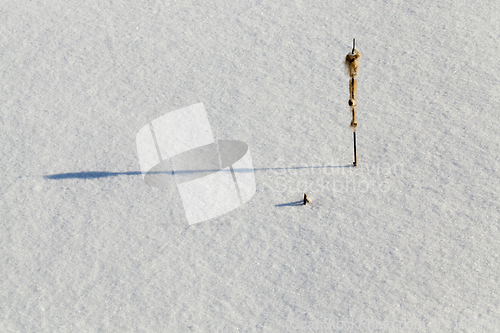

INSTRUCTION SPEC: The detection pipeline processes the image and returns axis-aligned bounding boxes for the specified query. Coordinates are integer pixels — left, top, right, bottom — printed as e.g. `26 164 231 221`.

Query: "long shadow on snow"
44 165 352 180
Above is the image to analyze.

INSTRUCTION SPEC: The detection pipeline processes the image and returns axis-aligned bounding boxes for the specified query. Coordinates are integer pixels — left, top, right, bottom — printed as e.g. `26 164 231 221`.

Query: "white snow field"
1 0 499 331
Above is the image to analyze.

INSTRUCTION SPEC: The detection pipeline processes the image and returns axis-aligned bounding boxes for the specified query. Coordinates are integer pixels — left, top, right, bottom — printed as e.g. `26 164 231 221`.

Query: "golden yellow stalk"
346 39 360 166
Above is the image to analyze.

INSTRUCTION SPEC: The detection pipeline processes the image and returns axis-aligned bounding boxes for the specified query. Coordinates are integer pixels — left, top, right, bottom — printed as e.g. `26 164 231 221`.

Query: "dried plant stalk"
349 77 357 104
349 78 358 131
346 39 360 166
345 49 361 78
346 45 360 132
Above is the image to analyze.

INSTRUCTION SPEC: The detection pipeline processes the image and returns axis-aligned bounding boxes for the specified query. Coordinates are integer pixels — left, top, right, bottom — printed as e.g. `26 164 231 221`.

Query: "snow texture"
1 0 499 331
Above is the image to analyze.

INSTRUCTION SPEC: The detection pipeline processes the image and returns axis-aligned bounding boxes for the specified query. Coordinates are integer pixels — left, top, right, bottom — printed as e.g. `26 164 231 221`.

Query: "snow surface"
1 0 499 332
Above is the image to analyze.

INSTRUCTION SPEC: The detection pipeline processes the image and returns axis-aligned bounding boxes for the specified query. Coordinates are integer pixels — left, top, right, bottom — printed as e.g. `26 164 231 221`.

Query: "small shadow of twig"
275 200 304 207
